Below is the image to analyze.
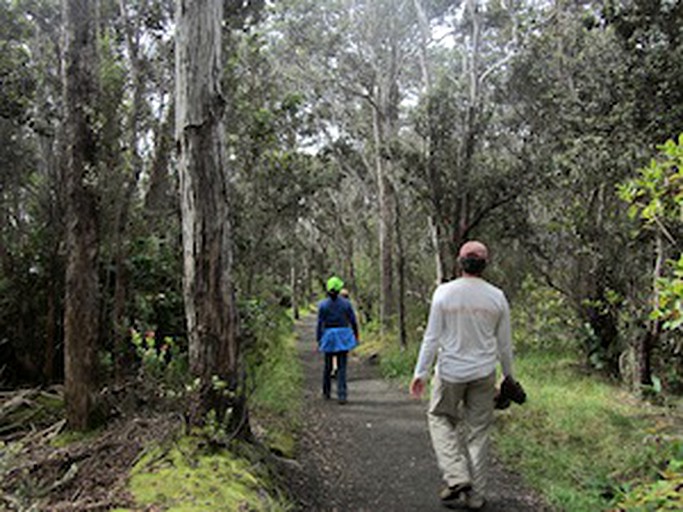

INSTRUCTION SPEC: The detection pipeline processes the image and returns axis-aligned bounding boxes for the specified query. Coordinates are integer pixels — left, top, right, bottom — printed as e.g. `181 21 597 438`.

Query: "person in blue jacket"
317 276 360 404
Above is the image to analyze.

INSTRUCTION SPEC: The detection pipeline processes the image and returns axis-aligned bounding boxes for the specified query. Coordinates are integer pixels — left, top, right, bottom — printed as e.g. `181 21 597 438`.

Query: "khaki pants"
428 373 495 494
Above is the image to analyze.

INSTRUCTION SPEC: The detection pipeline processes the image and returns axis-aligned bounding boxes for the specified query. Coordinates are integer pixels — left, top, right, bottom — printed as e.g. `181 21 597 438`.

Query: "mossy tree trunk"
62 0 101 431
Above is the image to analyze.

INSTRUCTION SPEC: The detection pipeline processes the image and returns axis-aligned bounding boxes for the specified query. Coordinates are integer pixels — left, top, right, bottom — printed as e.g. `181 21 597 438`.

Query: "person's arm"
496 294 514 378
410 289 443 397
316 303 324 344
346 302 360 341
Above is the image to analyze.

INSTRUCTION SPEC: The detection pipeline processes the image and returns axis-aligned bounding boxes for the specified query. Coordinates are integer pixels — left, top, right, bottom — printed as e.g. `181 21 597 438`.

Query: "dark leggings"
323 351 348 400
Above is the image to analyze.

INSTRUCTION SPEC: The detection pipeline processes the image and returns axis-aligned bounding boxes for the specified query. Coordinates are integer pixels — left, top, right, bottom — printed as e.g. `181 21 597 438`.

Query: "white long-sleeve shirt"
413 277 513 383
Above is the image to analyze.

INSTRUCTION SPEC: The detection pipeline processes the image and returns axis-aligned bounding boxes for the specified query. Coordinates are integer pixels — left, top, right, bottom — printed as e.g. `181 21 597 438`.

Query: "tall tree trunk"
428 218 447 283
372 45 402 331
62 0 101 431
33 17 66 383
43 265 60 383
639 234 664 388
448 0 482 278
290 261 299 320
175 0 245 435
413 0 432 93
414 0 447 283
395 195 407 348
373 100 395 329
346 238 357 300
37 132 64 383
113 0 147 381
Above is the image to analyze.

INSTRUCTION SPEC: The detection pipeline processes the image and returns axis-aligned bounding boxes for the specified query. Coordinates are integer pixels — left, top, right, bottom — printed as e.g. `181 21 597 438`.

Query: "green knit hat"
326 276 344 292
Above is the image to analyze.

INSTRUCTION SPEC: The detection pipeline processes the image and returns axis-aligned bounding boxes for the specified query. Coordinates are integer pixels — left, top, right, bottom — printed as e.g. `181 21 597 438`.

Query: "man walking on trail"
410 240 514 510
317 276 360 404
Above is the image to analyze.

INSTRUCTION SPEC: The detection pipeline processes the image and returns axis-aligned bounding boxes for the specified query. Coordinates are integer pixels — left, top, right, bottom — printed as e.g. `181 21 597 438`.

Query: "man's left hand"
409 377 425 398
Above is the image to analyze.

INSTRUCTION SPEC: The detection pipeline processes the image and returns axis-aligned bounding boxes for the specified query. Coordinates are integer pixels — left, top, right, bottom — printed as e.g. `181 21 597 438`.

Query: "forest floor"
283 316 554 512
0 389 181 511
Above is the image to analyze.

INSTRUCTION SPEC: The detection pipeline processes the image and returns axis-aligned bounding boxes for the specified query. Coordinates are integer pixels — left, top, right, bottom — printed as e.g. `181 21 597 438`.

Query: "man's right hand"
409 377 425 398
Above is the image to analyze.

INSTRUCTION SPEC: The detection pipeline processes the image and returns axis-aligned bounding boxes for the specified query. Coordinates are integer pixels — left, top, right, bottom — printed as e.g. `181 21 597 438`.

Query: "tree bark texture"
372 80 398 330
413 0 447 283
62 0 101 430
395 197 407 348
37 128 65 383
291 263 299 320
175 0 240 427
448 0 481 278
639 235 664 388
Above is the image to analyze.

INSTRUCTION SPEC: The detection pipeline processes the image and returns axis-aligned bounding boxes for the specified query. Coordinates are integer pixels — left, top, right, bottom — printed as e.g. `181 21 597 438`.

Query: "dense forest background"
1 0 681 459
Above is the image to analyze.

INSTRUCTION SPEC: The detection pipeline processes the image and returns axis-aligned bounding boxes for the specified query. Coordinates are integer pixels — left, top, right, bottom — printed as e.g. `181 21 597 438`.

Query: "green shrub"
512 276 581 354
129 328 189 403
379 341 420 386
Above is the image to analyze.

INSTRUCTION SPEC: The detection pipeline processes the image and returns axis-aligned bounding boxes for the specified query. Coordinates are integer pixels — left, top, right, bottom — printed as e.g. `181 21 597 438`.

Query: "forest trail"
285 315 552 512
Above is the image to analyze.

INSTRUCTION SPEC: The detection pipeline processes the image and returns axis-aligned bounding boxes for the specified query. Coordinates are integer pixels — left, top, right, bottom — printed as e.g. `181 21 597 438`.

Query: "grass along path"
494 351 683 511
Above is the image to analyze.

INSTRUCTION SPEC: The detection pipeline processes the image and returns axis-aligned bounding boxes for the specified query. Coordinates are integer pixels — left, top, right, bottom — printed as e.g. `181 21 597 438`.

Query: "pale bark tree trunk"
290 261 299 320
447 0 482 278
373 100 394 330
395 196 407 348
304 250 313 303
414 0 447 283
62 0 101 430
638 234 664 388
175 0 245 433
346 238 358 300
372 57 402 330
413 0 432 93
428 218 447 283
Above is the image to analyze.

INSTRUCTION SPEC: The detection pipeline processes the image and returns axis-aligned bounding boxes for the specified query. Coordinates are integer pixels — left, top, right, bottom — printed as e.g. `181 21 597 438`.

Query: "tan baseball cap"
458 240 489 260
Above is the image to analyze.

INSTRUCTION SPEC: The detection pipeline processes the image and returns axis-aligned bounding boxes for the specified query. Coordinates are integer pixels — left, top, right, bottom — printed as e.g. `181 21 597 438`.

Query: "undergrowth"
122 301 300 511
250 328 303 459
495 350 682 511
354 319 420 389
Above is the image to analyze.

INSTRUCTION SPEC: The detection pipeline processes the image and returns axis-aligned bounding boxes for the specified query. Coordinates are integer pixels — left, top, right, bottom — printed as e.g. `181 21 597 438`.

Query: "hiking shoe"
338 398 348 405
465 490 486 510
440 482 471 507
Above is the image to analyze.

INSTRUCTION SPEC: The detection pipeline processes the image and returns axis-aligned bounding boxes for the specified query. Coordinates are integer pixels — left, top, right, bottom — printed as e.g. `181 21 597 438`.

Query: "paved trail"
285 316 552 512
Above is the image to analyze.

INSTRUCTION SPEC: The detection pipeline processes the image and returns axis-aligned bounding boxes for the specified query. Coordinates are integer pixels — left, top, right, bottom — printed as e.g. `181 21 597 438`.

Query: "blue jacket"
316 296 359 353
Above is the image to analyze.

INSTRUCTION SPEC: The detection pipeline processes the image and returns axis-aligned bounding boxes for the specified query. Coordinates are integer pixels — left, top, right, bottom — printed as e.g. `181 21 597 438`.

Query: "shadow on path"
284 315 552 512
